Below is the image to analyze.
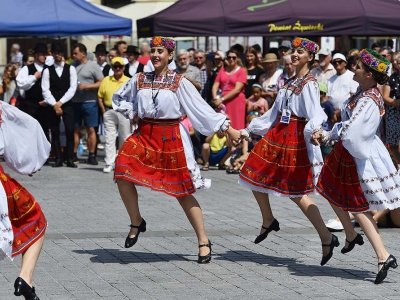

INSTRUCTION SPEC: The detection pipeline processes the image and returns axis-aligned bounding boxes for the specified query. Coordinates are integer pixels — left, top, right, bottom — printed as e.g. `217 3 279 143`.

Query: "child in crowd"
179 113 195 136
201 131 233 171
246 84 268 125
319 82 336 159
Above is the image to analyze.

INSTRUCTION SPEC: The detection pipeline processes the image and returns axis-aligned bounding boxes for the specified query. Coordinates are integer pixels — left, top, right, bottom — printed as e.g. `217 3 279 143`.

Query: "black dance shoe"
198 240 212 264
375 254 398 284
65 159 78 168
14 277 40 300
52 159 63 168
320 234 340 266
254 219 280 244
341 233 364 254
125 219 146 248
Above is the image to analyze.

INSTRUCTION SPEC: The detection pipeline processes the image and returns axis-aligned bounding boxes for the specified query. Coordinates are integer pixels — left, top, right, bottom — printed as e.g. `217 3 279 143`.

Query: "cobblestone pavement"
1 158 399 300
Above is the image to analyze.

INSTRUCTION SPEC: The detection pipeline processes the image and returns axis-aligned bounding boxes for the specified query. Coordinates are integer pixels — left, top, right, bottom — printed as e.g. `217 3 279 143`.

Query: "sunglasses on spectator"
333 60 345 65
112 65 123 69
227 56 237 60
195 57 204 60
248 111 259 116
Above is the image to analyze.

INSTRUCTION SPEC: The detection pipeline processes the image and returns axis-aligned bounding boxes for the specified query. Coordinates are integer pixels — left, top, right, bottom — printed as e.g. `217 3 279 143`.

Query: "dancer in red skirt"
238 38 338 266
0 101 50 299
314 49 399 284
111 37 240 263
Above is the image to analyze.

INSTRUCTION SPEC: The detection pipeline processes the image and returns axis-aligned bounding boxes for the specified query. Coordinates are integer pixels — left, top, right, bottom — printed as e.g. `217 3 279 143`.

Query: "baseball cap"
216 50 225 60
111 57 124 66
332 53 347 63
319 48 331 56
319 82 327 93
279 40 292 49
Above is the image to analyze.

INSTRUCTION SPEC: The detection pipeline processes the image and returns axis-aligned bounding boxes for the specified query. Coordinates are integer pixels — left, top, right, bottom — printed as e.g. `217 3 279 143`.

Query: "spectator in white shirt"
123 45 145 78
311 48 336 84
327 53 359 120
42 43 77 168
16 42 49 135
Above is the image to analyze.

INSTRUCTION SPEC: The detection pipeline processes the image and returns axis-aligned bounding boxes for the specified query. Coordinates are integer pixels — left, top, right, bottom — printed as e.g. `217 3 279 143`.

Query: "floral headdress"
359 49 390 74
292 37 320 54
149 36 176 51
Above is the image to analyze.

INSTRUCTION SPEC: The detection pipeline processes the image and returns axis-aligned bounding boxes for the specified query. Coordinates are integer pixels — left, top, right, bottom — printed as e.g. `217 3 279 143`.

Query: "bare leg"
372 209 390 227
219 147 234 166
354 212 390 271
252 191 275 234
329 203 358 248
201 143 210 168
73 127 80 153
19 235 45 287
86 127 97 153
290 196 332 256
116 179 142 238
388 208 400 227
176 195 209 256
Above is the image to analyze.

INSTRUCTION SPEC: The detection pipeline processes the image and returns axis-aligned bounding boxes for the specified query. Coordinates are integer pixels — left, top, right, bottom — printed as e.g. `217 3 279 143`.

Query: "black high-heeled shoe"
341 233 364 254
198 240 212 264
320 234 340 266
125 219 146 248
14 277 40 300
254 219 280 244
375 254 398 284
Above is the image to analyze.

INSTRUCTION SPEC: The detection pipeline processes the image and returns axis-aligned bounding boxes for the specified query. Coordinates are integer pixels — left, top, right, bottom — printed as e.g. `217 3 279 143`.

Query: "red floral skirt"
114 118 195 197
239 116 314 196
316 141 369 212
0 165 47 257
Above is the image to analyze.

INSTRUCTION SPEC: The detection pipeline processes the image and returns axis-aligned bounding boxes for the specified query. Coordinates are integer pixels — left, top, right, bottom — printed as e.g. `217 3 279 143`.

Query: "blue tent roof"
0 0 132 36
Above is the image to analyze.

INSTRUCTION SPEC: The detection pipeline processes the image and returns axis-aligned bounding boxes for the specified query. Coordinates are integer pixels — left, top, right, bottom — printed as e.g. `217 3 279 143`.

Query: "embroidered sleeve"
303 80 327 140
112 74 138 123
176 77 228 135
327 97 381 159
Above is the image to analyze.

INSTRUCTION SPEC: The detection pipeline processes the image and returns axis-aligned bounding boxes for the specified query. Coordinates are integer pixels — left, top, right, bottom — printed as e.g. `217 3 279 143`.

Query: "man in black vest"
94 43 111 77
16 42 48 135
42 43 78 168
124 45 144 78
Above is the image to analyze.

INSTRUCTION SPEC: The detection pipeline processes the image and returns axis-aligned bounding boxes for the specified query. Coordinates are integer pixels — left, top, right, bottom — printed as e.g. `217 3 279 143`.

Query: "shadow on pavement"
72 248 374 281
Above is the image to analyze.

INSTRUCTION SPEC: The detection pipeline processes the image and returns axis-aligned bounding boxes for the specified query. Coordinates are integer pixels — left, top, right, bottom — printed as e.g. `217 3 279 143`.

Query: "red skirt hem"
316 141 370 212
0 166 47 257
239 117 314 196
114 118 195 198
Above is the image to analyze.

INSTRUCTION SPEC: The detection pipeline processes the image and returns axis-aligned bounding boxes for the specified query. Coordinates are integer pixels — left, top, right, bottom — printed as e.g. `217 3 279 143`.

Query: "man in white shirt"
327 53 359 119
311 48 336 84
123 45 144 78
16 42 49 135
94 43 111 77
42 43 78 168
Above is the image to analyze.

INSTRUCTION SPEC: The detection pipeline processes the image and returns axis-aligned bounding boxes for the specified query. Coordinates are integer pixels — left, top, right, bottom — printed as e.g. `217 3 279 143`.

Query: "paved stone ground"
1 155 400 300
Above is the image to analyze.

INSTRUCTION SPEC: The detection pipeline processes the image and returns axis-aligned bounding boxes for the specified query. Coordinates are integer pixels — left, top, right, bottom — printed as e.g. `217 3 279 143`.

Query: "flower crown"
292 37 320 54
149 36 176 51
359 48 390 74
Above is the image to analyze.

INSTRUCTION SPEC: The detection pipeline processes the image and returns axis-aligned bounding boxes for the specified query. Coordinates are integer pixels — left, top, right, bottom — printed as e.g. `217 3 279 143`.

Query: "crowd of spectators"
2 40 400 181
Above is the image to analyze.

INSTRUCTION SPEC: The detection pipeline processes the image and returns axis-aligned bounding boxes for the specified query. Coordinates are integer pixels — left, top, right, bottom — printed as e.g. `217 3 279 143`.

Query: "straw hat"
262 53 279 63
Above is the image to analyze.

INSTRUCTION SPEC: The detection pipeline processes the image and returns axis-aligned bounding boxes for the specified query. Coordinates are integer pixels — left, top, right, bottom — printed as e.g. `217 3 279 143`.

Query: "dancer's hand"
226 127 241 146
310 130 324 146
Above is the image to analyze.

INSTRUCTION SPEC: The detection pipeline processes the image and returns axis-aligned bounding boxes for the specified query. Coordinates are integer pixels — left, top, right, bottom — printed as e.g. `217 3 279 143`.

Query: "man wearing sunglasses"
97 57 131 173
326 53 358 121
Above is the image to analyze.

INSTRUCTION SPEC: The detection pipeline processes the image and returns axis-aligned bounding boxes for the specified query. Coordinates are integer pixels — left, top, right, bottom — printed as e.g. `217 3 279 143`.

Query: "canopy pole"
67 36 71 58
216 36 219 50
